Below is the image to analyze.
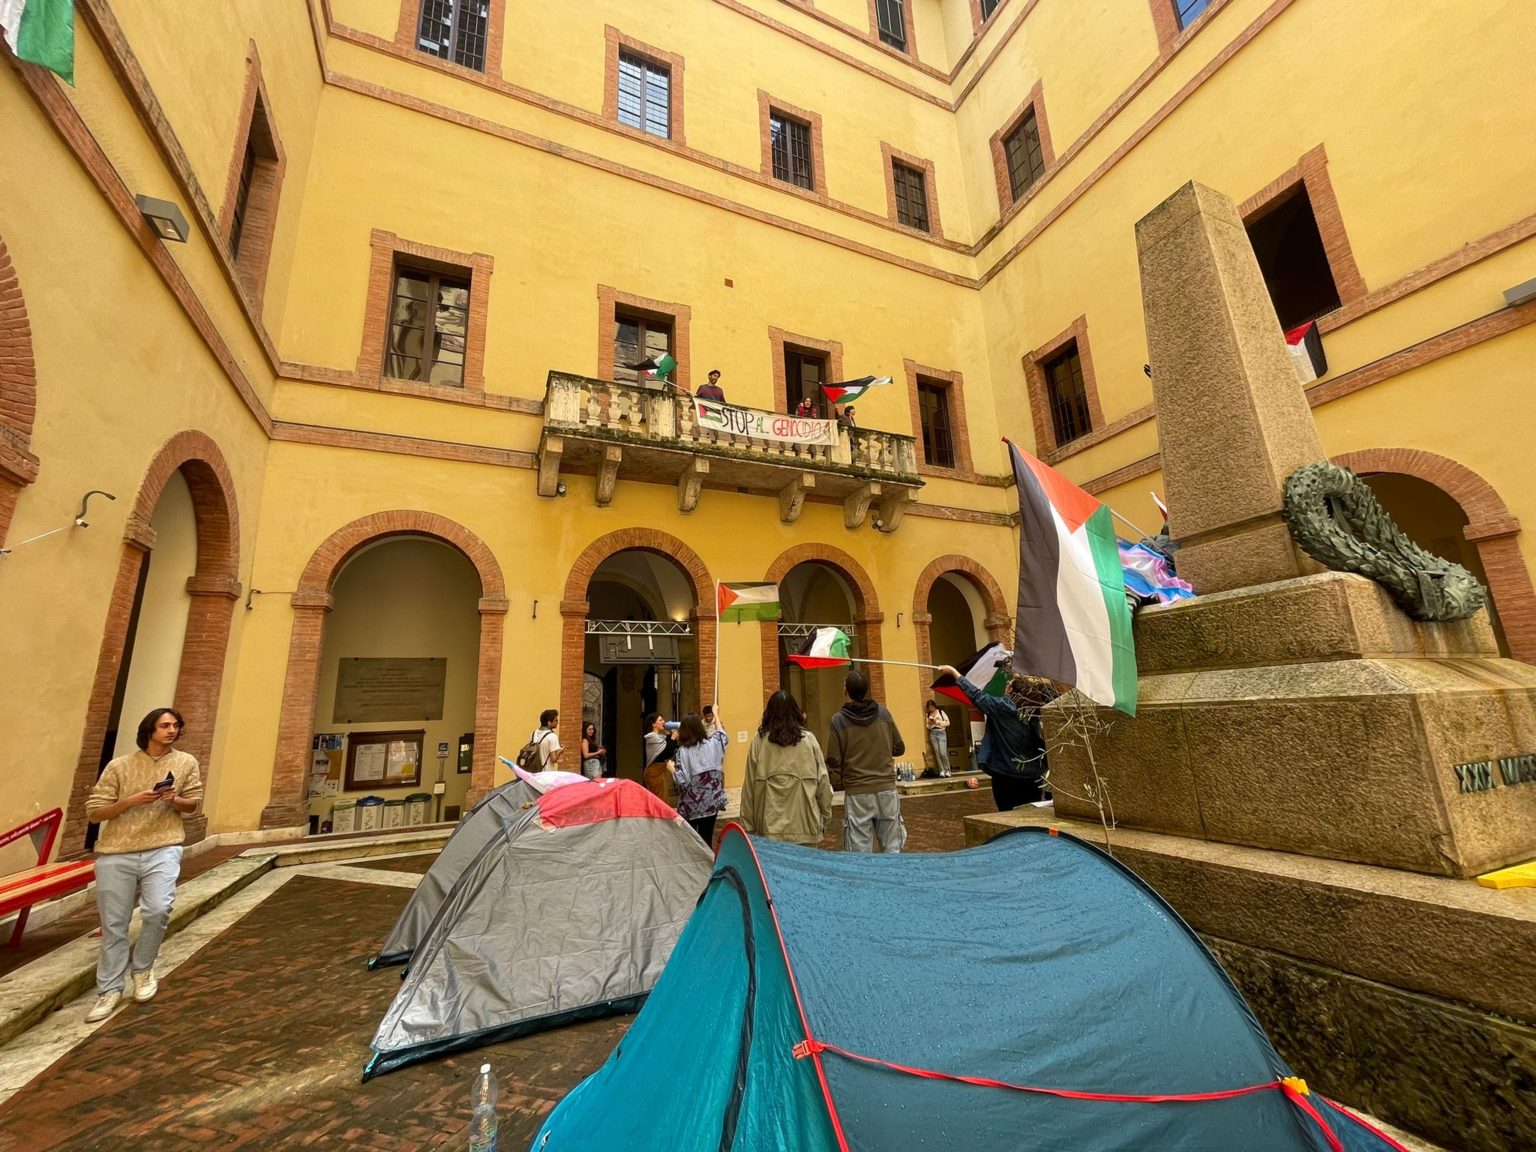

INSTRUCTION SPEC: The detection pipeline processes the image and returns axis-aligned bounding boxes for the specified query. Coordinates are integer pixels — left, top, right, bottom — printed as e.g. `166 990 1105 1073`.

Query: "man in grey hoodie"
824 668 907 853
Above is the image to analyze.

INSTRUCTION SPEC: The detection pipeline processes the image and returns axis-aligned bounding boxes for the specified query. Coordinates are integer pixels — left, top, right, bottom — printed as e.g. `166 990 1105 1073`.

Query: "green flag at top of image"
1 0 76 85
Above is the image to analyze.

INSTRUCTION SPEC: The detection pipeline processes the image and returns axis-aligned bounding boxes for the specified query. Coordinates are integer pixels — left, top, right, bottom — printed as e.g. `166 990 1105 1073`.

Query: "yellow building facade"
2 0 1533 856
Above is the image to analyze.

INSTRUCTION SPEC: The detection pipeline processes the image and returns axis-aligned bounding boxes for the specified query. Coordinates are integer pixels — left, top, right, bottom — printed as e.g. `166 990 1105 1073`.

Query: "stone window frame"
769 327 844 415
597 285 693 391
602 26 687 146
1237 144 1368 322
989 81 1055 216
969 0 1007 35
1022 316 1106 460
881 143 942 238
394 0 508 78
758 91 828 203
868 0 917 56
904 360 973 479
356 229 493 395
218 42 286 312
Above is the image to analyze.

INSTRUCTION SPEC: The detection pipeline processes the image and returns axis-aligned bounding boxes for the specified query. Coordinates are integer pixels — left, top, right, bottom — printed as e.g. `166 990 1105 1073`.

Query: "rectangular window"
1043 344 1092 445
875 0 907 51
980 0 1003 20
1245 186 1342 331
229 138 258 260
1004 109 1047 202
616 51 671 139
1173 0 1212 30
917 380 955 468
613 310 674 385
770 111 815 191
784 347 829 418
892 161 930 232
385 262 471 387
416 0 490 72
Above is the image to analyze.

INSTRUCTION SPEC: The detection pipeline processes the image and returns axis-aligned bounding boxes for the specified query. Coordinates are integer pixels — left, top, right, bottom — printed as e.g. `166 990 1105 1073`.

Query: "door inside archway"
1360 473 1507 655
585 550 699 781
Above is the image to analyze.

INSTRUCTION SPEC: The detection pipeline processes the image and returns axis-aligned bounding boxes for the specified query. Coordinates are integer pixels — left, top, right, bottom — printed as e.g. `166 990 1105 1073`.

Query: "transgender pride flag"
1008 441 1137 715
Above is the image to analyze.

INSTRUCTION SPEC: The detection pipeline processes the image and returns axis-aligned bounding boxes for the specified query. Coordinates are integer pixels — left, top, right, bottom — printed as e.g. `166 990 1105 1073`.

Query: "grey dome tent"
363 778 713 1079
368 766 587 970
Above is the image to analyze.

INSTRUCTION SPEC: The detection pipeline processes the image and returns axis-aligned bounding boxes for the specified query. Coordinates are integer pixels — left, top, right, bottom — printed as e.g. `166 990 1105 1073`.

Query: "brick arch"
0 235 41 546
560 528 717 758
65 432 243 851
1333 448 1536 663
262 512 509 828
910 556 1012 705
761 543 886 702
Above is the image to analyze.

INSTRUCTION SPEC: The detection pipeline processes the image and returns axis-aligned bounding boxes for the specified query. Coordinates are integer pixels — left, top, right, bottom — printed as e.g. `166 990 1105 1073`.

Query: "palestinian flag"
0 0 74 83
820 375 892 405
629 352 677 382
930 643 1011 710
1284 321 1326 384
786 627 851 669
1009 441 1137 715
718 582 780 623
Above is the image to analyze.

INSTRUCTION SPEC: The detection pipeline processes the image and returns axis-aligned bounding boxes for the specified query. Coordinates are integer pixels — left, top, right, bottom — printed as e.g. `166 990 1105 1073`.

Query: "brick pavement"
0 789 998 1151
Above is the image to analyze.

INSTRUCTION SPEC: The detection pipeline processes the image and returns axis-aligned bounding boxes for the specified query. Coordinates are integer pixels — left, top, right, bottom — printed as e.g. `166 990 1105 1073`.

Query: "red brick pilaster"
0 235 39 549
262 512 506 828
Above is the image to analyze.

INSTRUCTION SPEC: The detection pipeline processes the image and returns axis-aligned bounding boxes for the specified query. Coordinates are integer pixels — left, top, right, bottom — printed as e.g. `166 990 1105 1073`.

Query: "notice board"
333 657 447 723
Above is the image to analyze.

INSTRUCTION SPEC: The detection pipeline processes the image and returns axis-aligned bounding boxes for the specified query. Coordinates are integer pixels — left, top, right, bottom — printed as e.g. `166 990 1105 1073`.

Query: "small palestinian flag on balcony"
820 375 892 405
930 643 1011 710
787 627 851 669
718 582 780 623
628 353 678 382
1284 321 1326 384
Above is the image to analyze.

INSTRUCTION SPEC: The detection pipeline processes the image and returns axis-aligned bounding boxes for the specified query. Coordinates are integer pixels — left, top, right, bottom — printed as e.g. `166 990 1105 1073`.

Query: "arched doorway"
561 530 716 778
262 512 507 830
586 552 700 781
65 432 241 852
1334 449 1536 663
761 545 885 750
912 556 1011 774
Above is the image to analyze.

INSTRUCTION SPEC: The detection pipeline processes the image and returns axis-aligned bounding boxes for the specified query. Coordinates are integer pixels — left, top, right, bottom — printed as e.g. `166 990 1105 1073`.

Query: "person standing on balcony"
838 405 857 430
795 395 816 419
696 369 726 402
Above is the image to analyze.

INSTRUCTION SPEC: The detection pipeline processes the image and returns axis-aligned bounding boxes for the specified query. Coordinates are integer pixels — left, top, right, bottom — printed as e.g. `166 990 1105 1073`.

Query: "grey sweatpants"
94 844 181 994
843 790 906 853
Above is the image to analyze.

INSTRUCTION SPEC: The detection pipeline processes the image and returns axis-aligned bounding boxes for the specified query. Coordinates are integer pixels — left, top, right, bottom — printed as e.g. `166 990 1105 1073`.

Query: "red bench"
0 808 95 947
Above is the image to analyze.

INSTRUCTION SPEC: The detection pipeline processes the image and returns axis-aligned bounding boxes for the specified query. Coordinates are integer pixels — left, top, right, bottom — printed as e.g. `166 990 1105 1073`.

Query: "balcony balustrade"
537 372 921 529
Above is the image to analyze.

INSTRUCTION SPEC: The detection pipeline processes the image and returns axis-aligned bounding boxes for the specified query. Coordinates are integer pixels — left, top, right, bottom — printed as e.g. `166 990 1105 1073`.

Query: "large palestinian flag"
718 582 779 623
1009 441 1137 715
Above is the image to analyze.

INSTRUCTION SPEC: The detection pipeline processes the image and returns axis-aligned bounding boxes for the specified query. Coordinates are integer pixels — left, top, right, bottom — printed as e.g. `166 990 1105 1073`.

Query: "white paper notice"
354 743 387 782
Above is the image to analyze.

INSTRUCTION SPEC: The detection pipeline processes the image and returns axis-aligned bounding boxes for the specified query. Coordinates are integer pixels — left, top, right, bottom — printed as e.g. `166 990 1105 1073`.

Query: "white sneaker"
85 991 121 1022
131 968 158 1002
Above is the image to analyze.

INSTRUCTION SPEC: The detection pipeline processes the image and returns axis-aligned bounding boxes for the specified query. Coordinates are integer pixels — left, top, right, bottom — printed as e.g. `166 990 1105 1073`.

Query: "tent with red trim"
530 826 1410 1151
362 778 713 1079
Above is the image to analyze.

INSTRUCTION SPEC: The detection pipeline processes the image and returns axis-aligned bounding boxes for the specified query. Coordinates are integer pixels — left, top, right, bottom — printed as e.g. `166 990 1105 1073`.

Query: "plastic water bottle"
469 1062 498 1151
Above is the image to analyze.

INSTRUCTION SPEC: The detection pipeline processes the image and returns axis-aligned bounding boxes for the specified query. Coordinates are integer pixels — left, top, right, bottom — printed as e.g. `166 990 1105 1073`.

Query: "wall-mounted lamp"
134 194 190 243
555 482 567 497
1505 277 1536 308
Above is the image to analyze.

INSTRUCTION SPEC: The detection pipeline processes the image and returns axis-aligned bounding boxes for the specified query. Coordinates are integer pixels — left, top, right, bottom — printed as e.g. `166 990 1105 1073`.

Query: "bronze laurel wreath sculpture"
1281 462 1487 622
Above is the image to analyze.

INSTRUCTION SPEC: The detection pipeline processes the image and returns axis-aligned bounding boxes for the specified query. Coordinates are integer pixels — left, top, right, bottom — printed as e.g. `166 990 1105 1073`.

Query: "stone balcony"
537 372 923 529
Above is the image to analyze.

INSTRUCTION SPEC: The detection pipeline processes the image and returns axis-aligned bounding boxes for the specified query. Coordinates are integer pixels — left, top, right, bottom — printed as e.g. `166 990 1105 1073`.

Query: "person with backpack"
516 709 562 771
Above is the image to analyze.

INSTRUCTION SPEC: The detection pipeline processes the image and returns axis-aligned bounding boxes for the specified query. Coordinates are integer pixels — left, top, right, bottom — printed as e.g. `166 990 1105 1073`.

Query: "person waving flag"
1007 439 1137 715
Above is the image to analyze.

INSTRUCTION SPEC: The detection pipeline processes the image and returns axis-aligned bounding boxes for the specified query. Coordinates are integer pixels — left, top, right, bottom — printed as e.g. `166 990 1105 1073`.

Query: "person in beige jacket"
83 707 202 1023
739 691 833 847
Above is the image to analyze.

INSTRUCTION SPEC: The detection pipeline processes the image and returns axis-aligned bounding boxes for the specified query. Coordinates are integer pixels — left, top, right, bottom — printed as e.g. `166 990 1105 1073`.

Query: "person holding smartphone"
83 707 202 1023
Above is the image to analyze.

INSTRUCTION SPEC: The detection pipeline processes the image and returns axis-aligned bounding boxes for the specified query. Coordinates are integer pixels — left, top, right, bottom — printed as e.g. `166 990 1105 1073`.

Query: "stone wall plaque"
333 657 447 723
